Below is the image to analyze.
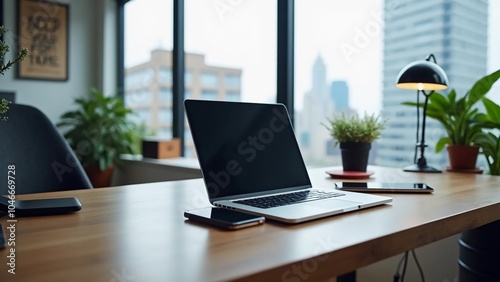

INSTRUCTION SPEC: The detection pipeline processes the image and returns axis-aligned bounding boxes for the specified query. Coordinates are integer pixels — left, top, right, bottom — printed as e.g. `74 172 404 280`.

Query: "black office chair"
0 104 93 194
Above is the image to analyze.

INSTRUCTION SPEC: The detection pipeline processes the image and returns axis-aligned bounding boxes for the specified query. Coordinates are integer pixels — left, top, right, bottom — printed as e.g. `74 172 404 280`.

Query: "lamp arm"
421 94 430 149
425 54 437 63
417 91 434 166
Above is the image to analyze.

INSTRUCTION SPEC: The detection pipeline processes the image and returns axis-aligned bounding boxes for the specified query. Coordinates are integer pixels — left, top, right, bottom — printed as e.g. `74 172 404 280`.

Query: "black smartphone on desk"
184 207 265 230
335 182 434 193
0 196 82 217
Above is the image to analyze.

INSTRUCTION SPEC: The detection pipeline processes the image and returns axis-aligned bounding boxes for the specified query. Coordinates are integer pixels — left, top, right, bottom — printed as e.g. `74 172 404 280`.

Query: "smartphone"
184 207 265 230
335 182 434 193
0 196 82 217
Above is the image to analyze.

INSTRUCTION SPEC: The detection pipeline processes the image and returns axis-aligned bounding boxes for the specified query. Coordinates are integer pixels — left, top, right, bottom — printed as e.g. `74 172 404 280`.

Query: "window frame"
117 0 295 156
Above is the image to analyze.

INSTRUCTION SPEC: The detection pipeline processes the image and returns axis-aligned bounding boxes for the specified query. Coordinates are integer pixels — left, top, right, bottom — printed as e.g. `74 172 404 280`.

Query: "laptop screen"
185 100 312 200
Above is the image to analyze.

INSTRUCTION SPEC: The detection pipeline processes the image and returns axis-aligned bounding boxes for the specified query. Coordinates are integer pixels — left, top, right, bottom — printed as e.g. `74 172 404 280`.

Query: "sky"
125 0 500 114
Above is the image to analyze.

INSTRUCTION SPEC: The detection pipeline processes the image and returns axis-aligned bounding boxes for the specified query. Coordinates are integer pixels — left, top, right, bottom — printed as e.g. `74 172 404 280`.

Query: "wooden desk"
1 166 500 282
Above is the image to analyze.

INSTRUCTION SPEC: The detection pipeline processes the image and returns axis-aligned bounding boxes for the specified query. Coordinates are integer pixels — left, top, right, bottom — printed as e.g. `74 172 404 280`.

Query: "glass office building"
125 49 242 157
377 0 488 168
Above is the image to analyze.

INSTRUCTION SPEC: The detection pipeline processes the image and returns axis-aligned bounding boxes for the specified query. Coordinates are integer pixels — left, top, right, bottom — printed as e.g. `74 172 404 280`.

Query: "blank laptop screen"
185 100 311 200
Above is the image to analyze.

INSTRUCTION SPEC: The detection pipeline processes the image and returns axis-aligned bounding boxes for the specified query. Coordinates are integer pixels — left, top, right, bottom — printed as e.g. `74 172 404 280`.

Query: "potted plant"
323 112 386 171
403 69 500 171
57 88 140 187
1 26 28 121
458 98 500 282
474 97 500 175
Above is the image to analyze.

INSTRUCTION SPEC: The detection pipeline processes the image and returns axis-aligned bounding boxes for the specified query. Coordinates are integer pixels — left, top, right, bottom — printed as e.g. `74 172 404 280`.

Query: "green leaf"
402 70 500 151
435 137 450 153
482 98 500 124
468 69 500 106
324 112 387 144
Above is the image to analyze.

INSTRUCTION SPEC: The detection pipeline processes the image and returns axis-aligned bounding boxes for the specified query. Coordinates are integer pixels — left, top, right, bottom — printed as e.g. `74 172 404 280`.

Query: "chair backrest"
0 104 93 194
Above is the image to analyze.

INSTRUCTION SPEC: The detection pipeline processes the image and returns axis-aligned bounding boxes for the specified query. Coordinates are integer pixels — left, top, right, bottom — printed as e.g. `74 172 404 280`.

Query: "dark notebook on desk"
184 100 392 223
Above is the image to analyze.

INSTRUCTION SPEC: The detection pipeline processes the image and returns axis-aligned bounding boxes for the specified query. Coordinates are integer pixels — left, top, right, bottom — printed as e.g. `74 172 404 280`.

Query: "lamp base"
403 164 442 173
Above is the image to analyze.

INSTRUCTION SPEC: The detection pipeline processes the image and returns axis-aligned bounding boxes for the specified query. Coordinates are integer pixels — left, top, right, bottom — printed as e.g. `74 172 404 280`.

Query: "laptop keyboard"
233 190 346 209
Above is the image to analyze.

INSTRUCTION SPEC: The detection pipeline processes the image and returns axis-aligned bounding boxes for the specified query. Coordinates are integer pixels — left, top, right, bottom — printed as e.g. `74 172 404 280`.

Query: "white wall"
0 0 117 124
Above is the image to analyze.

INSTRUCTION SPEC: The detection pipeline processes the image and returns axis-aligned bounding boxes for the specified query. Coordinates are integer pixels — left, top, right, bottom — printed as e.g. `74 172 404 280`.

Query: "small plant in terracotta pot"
323 112 386 172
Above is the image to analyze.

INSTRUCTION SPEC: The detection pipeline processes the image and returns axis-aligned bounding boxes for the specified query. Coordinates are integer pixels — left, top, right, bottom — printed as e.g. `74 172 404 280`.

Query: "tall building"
330 80 349 112
377 0 488 168
125 49 242 157
297 55 336 165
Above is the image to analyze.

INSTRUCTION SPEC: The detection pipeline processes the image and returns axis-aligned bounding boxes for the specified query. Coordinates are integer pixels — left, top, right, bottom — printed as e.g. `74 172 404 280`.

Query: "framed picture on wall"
16 0 69 81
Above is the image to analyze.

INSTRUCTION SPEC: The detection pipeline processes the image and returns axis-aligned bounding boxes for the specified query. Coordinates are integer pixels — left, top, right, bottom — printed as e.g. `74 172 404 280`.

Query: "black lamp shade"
396 60 449 91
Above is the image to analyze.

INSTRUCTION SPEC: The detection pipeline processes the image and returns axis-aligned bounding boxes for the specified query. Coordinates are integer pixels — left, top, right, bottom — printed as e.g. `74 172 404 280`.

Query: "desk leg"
337 271 356 282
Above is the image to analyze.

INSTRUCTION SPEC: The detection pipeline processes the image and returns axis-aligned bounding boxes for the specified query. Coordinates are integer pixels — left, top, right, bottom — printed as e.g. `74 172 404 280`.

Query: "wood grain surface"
1 166 499 282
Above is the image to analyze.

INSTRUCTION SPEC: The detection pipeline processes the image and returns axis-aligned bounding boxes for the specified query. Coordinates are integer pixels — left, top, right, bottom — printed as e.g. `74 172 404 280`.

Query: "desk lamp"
396 54 448 173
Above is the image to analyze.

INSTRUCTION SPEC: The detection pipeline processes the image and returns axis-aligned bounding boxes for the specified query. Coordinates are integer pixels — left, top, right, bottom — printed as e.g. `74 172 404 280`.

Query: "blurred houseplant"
57 88 140 187
475 97 500 175
403 69 500 170
1 26 29 121
323 112 386 171
0 99 9 121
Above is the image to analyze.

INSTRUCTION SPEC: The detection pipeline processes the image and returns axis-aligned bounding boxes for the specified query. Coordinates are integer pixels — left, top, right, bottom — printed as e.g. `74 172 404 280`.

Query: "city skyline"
125 0 500 116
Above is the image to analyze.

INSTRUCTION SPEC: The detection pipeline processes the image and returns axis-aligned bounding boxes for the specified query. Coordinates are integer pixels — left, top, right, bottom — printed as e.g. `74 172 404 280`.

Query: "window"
120 0 499 167
159 87 172 102
200 90 218 100
129 109 152 125
183 0 277 157
158 67 172 84
185 0 276 104
200 72 218 87
124 0 173 142
125 68 154 88
295 1 383 167
185 70 192 85
158 109 172 124
157 128 172 139
225 73 241 88
225 91 240 102
294 0 498 170
125 88 152 106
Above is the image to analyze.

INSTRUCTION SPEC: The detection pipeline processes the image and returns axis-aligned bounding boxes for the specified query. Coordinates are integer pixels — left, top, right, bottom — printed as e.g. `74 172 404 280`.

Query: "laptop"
184 99 392 223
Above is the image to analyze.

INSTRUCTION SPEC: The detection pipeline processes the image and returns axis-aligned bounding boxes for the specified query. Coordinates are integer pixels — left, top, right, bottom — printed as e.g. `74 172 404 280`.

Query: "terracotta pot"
84 165 114 188
446 145 479 170
339 142 371 172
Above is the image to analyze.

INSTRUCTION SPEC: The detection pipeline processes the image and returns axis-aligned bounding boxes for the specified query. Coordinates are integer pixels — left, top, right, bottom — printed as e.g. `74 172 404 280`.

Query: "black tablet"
335 182 434 193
